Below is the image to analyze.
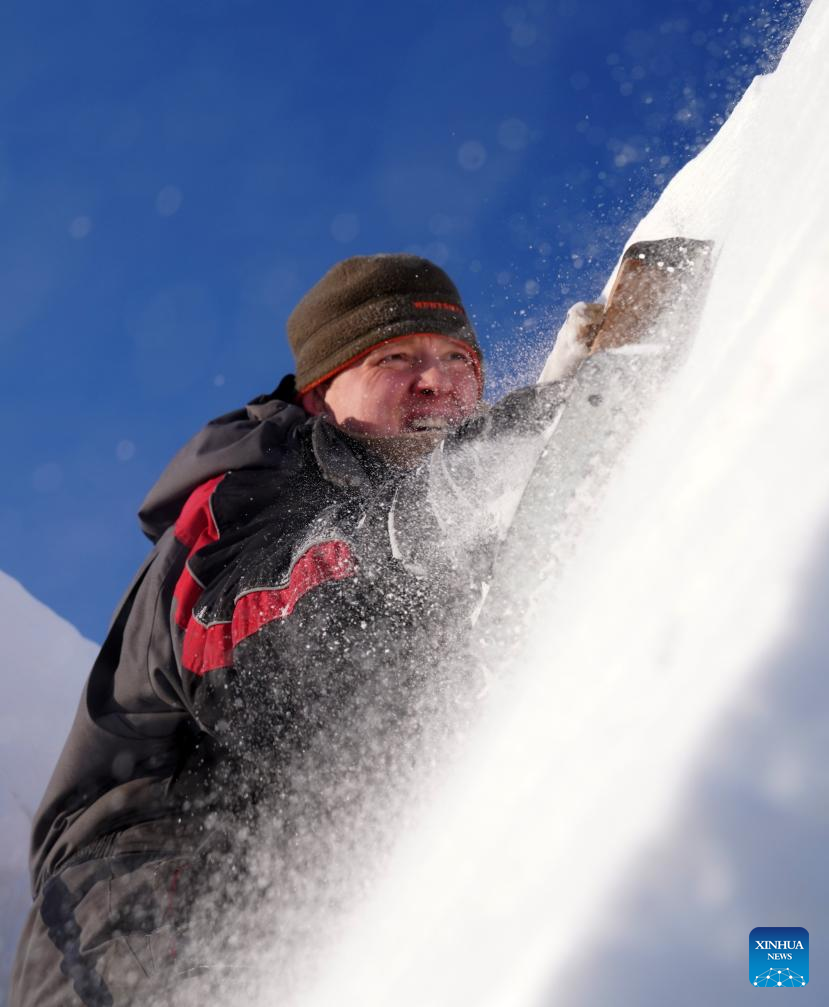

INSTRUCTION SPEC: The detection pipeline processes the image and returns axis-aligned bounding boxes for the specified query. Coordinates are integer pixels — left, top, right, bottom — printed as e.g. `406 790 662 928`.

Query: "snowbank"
0 571 97 1001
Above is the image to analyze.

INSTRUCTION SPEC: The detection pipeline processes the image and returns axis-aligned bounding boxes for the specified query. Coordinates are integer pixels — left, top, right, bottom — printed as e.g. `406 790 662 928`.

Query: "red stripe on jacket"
182 539 356 677
172 475 226 630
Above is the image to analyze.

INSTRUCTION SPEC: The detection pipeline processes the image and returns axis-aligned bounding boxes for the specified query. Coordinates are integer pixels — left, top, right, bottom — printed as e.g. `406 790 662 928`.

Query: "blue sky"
0 0 803 640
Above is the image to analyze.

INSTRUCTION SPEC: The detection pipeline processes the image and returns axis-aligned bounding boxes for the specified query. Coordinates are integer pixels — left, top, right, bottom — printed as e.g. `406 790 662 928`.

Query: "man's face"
303 333 481 436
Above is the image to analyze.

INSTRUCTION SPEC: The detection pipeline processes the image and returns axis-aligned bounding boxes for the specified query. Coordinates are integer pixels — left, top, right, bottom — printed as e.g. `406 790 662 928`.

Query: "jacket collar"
310 419 392 490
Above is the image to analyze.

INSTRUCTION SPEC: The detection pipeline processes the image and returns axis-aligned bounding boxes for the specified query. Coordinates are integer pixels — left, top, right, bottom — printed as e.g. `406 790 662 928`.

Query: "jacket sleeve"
454 380 570 442
383 381 572 576
171 480 441 757
170 479 376 752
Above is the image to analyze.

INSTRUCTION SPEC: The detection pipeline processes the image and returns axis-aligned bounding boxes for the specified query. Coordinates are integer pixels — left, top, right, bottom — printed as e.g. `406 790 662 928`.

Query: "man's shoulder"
140 386 312 542
210 445 318 535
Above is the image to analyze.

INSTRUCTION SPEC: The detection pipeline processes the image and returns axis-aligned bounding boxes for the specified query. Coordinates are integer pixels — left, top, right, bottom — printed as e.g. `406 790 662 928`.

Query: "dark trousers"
10 828 234 1007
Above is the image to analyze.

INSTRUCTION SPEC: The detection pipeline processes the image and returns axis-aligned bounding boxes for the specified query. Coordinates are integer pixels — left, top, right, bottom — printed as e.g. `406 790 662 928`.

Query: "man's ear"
300 385 329 417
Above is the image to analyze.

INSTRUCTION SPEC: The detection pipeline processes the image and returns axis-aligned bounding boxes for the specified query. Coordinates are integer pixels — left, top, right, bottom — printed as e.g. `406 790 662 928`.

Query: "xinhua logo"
750 927 809 987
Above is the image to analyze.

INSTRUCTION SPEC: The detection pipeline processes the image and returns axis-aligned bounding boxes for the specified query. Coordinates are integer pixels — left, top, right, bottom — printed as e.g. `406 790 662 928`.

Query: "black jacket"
30 377 567 895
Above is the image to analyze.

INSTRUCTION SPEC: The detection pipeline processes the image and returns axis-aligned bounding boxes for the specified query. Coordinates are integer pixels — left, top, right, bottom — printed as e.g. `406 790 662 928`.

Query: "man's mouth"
405 416 451 432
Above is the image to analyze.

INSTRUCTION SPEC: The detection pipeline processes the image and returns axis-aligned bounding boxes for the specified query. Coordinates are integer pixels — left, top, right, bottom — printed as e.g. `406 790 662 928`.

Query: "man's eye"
448 352 472 363
380 353 409 364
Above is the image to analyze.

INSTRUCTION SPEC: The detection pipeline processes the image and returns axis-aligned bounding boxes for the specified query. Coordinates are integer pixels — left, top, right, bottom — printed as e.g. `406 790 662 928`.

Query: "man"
11 254 596 1006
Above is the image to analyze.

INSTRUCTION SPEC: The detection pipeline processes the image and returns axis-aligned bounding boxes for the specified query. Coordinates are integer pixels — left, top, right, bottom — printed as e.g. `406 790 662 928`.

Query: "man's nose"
414 361 453 394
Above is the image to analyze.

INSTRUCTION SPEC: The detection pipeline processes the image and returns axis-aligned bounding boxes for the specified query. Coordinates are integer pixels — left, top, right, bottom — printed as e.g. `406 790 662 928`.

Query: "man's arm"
172 490 432 757
539 301 605 383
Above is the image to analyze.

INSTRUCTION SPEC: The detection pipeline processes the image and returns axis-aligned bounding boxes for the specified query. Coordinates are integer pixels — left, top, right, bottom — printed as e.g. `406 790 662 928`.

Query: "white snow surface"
0 571 97 999
281 3 829 1005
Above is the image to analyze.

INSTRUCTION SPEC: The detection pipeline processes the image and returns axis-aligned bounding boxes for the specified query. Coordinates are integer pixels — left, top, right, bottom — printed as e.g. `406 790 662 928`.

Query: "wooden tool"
591 237 715 353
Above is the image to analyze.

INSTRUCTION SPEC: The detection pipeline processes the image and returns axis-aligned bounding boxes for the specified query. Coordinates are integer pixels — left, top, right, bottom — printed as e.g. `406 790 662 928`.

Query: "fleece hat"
287 254 483 394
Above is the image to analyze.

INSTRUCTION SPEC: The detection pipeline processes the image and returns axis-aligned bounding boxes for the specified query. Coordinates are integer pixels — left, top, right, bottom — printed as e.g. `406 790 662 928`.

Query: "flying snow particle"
156 186 183 217
331 213 360 243
612 142 640 167
424 242 450 266
116 440 136 462
69 217 92 239
458 141 487 171
429 213 454 236
502 5 524 28
511 22 537 47
33 463 62 493
497 118 530 151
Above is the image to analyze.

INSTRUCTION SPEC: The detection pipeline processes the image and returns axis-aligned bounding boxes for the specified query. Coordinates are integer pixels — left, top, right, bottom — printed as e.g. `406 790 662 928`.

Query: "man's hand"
539 301 605 383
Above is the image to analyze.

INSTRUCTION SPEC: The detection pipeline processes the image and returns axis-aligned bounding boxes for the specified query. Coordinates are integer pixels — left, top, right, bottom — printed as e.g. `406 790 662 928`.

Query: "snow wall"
285 2 829 1005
